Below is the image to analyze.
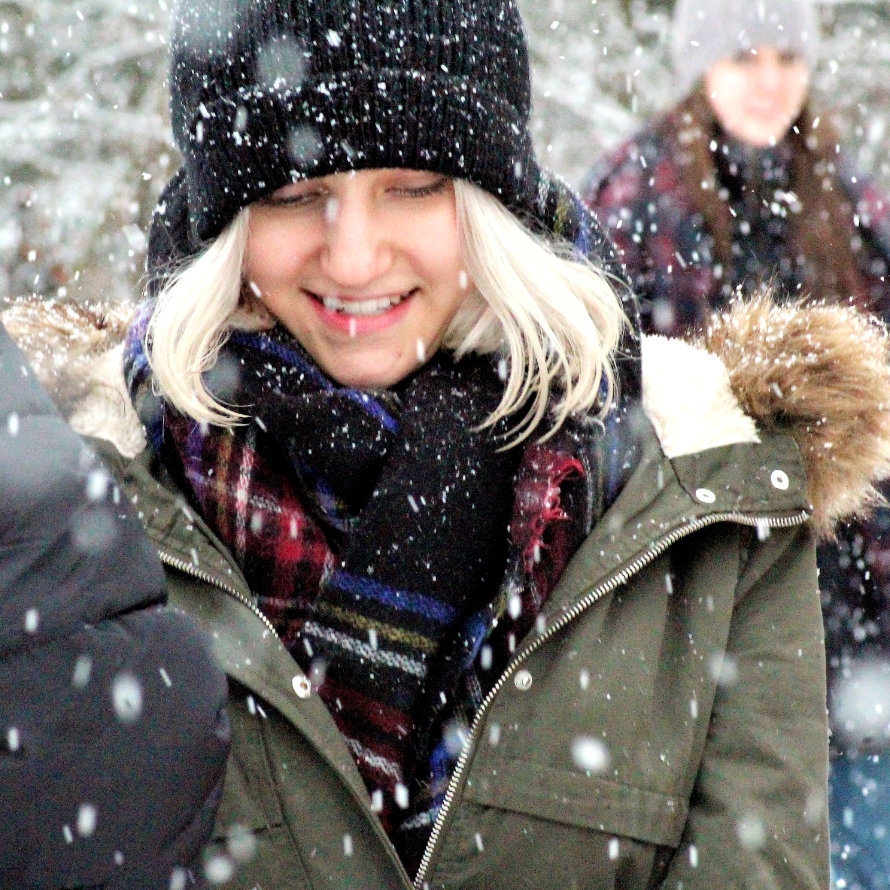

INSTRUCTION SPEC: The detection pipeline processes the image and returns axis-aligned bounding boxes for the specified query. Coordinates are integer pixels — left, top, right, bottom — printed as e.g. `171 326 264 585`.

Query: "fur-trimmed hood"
5 293 890 539
666 293 890 537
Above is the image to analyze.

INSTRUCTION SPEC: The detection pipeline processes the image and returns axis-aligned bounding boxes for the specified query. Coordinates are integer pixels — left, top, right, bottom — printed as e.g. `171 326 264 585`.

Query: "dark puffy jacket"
0 323 231 888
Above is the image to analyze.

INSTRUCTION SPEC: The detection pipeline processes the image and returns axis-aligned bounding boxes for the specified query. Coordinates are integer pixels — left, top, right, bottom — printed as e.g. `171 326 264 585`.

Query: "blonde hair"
145 179 627 443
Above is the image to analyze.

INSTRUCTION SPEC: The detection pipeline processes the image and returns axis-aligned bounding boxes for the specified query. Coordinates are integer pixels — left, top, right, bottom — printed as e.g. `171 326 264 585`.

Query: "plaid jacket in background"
583 106 890 337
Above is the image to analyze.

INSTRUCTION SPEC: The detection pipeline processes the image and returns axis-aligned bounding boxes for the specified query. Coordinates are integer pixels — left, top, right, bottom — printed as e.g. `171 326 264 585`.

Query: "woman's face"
244 168 471 389
704 46 810 147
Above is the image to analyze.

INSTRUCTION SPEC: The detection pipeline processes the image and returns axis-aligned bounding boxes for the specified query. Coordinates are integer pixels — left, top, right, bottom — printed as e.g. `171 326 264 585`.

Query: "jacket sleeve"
583 143 688 338
582 146 650 292
0 323 231 889
661 522 830 890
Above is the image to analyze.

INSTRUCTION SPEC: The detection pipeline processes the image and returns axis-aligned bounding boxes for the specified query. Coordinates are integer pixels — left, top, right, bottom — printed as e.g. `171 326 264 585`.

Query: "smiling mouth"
308 289 417 317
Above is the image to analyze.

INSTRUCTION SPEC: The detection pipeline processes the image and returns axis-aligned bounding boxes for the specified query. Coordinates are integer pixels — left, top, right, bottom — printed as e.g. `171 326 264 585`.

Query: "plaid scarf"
125 316 641 874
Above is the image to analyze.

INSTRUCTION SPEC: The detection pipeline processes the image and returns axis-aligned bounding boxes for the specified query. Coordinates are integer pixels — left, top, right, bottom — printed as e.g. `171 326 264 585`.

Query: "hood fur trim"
698 293 890 538
0 298 146 458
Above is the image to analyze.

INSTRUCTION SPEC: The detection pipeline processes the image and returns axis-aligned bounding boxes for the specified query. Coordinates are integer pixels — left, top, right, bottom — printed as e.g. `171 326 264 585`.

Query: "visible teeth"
321 293 407 317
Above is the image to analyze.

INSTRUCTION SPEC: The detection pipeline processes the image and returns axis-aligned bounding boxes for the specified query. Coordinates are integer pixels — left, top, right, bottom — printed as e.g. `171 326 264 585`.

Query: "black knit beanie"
149 0 543 266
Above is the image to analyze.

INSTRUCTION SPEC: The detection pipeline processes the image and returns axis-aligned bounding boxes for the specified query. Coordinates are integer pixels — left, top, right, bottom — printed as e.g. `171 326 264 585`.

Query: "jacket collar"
541 413 809 620
536 327 812 618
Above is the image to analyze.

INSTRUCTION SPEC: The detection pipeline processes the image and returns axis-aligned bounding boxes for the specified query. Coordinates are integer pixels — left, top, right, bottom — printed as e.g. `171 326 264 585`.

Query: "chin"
327 363 411 391
739 130 783 148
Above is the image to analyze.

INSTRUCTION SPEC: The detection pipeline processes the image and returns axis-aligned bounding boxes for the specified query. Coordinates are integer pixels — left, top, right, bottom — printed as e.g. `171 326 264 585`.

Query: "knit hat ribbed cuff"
180 70 539 244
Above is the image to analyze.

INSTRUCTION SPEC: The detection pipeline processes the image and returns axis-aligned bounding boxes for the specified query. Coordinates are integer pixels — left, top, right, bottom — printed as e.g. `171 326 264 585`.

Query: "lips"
308 289 416 317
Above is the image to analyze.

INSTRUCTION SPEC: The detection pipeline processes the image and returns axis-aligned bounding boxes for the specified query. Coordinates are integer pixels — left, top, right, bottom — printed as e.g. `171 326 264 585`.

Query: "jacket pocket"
468 758 687 845
429 759 686 890
213 687 286 833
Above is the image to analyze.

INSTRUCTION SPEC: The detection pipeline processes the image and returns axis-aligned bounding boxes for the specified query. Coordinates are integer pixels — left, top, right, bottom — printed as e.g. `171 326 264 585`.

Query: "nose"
319 191 391 288
755 58 787 95
760 63 780 91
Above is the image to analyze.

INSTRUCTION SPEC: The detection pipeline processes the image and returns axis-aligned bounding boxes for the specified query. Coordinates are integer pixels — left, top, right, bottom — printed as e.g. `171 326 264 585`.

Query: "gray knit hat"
671 0 820 91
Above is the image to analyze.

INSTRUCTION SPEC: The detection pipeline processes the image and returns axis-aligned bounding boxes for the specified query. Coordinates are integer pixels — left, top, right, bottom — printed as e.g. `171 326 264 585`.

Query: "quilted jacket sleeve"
0 323 231 889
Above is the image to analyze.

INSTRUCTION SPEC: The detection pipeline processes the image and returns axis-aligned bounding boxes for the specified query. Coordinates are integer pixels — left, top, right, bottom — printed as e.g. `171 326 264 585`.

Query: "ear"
231 287 275 332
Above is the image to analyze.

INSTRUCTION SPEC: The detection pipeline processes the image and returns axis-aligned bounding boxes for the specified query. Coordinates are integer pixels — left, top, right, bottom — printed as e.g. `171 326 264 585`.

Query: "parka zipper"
156 548 281 640
413 508 810 889
157 546 416 887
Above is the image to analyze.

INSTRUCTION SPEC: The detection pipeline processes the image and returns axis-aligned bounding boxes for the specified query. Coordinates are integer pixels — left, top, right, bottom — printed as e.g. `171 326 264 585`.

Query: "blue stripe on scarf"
122 302 164 452
229 330 400 434
328 571 458 624
572 196 592 257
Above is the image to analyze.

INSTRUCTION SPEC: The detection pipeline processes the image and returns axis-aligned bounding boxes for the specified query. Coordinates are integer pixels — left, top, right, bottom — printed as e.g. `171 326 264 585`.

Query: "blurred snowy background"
2 0 890 302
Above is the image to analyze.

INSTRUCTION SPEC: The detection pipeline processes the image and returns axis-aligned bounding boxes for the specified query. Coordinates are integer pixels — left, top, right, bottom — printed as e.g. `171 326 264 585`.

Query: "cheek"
245 241 299 290
425 218 463 278
705 73 743 126
245 219 309 284
245 225 273 285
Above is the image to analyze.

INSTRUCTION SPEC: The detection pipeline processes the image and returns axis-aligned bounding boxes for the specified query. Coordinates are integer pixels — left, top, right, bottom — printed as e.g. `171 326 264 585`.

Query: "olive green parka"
11 295 890 890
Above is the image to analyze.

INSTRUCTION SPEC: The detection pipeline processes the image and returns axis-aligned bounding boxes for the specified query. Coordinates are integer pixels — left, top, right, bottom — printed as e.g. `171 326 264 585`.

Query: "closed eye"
259 188 328 208
391 176 450 198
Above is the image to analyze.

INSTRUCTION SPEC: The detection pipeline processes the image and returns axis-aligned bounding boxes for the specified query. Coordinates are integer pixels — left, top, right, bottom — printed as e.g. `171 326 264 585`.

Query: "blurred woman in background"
585 0 890 336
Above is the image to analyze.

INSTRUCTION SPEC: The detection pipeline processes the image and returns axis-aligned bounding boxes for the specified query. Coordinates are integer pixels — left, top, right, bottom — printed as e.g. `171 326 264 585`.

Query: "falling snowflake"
111 672 143 723
571 736 610 773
